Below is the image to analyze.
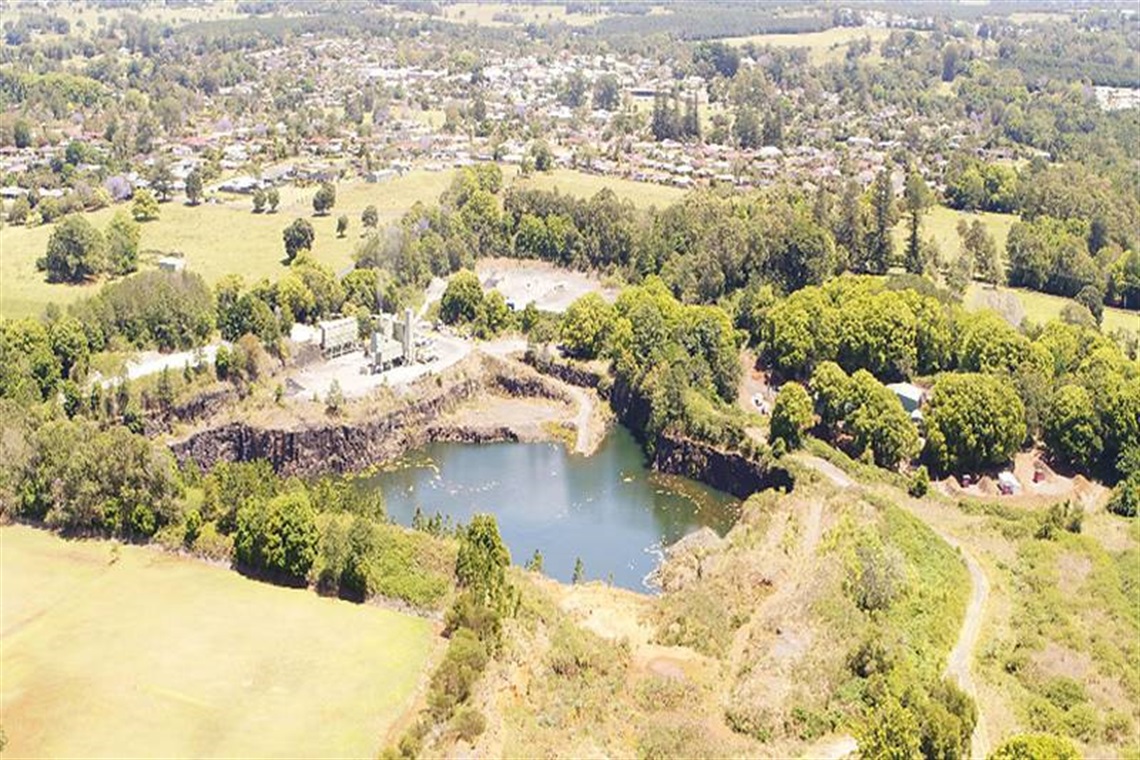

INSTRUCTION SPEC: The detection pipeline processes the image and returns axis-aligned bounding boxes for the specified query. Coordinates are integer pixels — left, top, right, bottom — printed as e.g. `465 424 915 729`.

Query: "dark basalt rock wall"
169 377 486 476
526 356 794 499
651 434 793 499
171 353 794 499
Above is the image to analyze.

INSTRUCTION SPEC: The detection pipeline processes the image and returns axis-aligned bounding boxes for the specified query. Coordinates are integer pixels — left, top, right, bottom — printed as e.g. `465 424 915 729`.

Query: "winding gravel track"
795 454 991 760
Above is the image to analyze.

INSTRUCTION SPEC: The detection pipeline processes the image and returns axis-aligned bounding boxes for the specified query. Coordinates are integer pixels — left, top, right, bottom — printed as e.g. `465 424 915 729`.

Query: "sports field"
0 525 434 758
0 169 458 319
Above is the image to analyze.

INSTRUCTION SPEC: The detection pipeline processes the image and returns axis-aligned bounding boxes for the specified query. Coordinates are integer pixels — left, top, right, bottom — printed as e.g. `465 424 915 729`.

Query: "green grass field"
0 170 457 319
0 525 434 758
967 283 1138 338
512 168 686 210
894 205 1018 266
720 26 901 65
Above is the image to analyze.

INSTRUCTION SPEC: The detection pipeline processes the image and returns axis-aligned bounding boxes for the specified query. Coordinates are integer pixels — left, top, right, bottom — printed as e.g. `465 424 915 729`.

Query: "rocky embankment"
169 356 569 476
527 351 795 499
651 434 793 499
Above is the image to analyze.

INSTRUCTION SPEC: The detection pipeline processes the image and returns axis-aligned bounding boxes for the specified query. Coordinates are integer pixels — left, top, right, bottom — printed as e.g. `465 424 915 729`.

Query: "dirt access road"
795 454 992 760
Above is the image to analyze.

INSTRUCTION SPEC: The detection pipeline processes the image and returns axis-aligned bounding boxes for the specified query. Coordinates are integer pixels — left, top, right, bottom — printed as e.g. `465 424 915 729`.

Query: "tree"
131 188 160 222
836 179 866 264
733 106 761 149
530 141 553 172
13 119 31 148
2 318 60 400
234 490 319 580
49 316 90 380
362 204 379 230
1108 471 1139 517
1043 384 1101 472
959 220 1000 286
325 378 345 416
866 167 897 274
525 549 544 573
104 210 140 275
253 188 267 213
903 168 930 275
266 187 280 213
924 373 1026 473
560 293 615 359
846 371 920 469
455 514 511 611
336 215 349 238
282 218 315 263
592 74 620 110
650 92 676 142
156 366 175 410
941 43 962 82
683 93 701 141
440 270 483 325
185 169 203 205
474 290 511 338
809 360 851 436
148 161 174 202
312 182 336 215
694 41 740 78
769 382 813 450
39 215 105 282
572 556 585 584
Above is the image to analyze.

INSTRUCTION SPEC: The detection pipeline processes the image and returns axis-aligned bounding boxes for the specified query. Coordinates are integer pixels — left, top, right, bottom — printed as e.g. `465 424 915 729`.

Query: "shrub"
908 466 930 498
191 522 234 561
988 733 1079 760
1035 501 1082 540
850 541 904 612
427 628 488 720
450 707 486 742
1107 471 1139 517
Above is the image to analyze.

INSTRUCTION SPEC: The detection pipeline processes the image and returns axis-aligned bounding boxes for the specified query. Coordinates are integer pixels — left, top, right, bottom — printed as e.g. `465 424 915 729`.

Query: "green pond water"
355 426 739 592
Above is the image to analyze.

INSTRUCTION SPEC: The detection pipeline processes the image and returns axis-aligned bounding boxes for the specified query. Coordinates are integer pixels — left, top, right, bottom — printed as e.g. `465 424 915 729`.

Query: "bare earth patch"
475 257 617 313
1055 552 1093 597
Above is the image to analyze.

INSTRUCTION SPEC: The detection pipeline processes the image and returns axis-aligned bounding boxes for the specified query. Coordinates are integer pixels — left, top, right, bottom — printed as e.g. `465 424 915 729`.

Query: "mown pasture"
0 525 434 758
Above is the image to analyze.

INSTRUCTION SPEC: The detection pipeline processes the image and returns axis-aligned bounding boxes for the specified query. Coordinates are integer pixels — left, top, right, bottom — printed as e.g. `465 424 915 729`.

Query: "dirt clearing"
475 258 618 313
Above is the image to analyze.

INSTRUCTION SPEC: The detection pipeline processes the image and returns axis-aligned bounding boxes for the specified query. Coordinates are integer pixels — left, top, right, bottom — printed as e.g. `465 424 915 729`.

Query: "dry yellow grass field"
0 525 434 758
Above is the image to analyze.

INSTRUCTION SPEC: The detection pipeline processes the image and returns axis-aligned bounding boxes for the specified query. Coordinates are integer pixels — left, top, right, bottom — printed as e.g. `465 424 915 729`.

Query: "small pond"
355 426 739 592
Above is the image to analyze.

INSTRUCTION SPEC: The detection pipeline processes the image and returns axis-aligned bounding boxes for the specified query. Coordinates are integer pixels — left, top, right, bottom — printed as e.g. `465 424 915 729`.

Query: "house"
886 382 926 414
218 176 260 194
158 256 186 273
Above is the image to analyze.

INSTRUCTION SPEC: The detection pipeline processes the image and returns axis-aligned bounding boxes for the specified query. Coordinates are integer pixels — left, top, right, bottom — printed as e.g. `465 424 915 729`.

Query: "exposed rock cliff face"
524 352 607 390
528 354 795 499
170 377 485 476
652 434 794 499
170 352 794 500
168 356 575 477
